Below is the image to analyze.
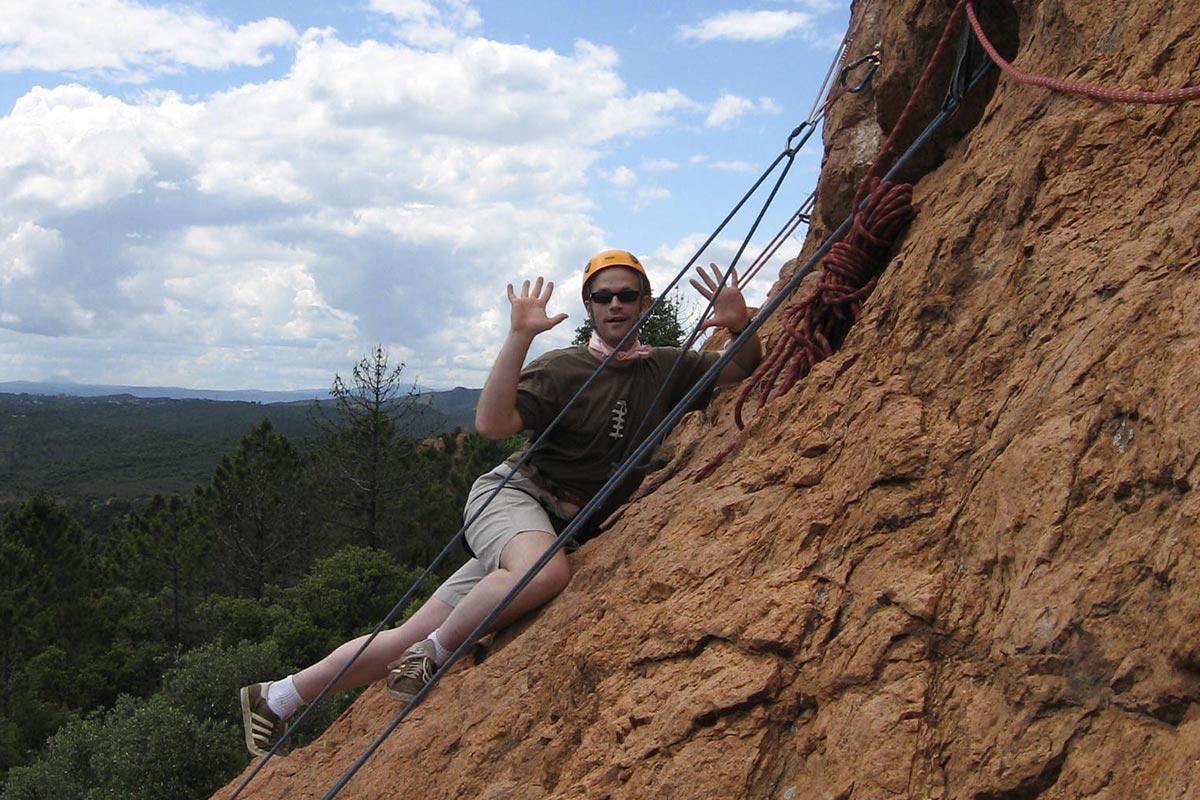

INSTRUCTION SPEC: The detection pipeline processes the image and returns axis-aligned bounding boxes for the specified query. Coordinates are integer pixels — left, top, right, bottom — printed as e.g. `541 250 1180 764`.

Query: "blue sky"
1 0 851 392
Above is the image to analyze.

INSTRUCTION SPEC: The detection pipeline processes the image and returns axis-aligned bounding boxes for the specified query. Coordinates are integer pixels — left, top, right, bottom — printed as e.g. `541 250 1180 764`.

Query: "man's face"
585 266 651 348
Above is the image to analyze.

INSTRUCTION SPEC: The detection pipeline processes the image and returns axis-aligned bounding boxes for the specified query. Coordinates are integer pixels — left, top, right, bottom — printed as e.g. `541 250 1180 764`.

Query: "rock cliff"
219 1 1200 797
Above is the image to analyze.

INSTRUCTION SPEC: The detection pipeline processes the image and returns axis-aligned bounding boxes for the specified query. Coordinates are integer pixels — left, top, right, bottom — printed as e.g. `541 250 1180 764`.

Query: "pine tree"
104 494 213 649
310 347 427 559
195 420 315 598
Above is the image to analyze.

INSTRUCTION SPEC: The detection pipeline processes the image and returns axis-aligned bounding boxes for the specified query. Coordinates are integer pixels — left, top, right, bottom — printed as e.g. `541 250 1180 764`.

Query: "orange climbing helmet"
581 249 650 301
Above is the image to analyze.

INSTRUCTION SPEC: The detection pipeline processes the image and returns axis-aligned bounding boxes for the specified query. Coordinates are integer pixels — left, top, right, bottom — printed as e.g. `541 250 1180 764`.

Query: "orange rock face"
219 1 1200 797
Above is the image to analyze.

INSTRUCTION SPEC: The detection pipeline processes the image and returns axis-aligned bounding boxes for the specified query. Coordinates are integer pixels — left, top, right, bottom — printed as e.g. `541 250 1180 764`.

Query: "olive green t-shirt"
512 345 722 502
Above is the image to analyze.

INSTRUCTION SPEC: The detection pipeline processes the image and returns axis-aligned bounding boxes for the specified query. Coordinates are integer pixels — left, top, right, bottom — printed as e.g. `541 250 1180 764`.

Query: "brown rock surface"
218 1 1200 797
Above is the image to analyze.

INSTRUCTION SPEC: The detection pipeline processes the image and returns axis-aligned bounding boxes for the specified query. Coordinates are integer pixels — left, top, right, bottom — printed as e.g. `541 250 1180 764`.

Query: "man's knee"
525 554 570 599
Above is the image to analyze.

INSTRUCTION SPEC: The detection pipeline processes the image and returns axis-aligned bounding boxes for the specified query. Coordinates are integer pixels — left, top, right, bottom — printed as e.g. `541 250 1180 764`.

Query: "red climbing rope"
693 0 963 482
853 0 972 207
737 180 914 425
694 179 914 481
965 0 1200 105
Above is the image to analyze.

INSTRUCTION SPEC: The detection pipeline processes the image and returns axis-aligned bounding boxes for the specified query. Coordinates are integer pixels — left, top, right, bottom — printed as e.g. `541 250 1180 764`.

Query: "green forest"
0 348 517 800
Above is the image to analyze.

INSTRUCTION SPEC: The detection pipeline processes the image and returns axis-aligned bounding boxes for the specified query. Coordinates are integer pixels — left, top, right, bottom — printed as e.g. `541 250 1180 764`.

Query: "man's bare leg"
432 529 570 652
292 596 454 702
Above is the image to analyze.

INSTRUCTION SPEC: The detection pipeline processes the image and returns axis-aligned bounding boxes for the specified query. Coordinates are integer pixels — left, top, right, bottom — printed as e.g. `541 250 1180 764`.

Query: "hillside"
219 1 1200 798
0 387 480 528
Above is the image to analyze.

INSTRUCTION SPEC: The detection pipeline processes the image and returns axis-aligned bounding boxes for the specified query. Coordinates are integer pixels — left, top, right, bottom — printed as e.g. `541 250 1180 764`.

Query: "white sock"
266 675 304 721
428 630 451 666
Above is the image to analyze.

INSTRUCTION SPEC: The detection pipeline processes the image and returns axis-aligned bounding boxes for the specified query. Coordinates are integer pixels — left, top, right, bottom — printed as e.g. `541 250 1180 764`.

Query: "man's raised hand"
691 263 750 333
507 277 569 338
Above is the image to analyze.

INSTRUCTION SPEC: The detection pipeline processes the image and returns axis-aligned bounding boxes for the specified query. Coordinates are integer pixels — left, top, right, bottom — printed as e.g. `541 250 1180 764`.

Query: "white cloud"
651 233 775 317
0 217 96 335
0 0 839 391
606 166 638 188
0 220 59 284
710 160 756 173
0 20 693 387
595 164 671 212
706 94 753 128
635 186 671 208
0 85 164 210
705 93 781 128
370 0 482 48
0 0 298 80
640 157 679 172
679 10 814 44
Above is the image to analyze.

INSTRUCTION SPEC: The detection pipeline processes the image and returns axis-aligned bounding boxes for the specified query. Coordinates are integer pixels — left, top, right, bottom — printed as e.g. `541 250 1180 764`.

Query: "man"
240 250 761 757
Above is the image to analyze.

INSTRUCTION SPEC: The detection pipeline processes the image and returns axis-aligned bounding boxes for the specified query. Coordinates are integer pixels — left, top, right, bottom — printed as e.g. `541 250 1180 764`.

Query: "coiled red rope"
694 179 914 481
736 179 914 425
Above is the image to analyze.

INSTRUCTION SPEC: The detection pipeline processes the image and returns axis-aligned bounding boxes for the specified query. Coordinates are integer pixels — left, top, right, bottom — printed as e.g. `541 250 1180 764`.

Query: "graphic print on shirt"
609 399 628 440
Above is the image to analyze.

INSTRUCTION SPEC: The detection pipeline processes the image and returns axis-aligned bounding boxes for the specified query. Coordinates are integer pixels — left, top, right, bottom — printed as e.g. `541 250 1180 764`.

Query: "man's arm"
475 277 568 439
690 263 762 386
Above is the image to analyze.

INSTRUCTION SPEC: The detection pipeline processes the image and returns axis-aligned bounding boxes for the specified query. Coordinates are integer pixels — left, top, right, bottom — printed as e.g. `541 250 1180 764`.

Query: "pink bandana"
587 330 653 362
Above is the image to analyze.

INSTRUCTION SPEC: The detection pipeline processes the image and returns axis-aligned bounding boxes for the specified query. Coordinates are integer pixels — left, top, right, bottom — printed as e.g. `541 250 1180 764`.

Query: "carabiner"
785 121 814 156
840 42 882 94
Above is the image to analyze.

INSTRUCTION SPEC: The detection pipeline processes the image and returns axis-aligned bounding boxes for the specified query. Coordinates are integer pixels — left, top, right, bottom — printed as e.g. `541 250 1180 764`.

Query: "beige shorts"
431 463 564 607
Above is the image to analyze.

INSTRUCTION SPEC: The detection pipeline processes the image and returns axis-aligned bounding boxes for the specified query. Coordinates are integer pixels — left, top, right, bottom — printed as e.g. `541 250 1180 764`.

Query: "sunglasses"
587 289 642 305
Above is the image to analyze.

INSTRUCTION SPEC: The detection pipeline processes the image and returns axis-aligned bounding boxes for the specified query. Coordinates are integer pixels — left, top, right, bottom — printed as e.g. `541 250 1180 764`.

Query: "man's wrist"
507 328 538 346
728 316 751 335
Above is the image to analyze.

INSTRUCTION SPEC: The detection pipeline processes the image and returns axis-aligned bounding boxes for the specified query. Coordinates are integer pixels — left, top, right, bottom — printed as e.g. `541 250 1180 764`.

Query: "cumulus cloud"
605 166 638 188
0 0 298 81
369 0 482 48
597 164 671 213
640 157 679 172
704 92 781 128
0 0 848 391
679 10 814 44
710 160 756 173
0 17 698 388
635 186 671 208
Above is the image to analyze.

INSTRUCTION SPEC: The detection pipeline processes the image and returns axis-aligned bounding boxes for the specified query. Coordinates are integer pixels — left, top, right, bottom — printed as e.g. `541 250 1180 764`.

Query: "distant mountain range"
0 383 485 531
0 380 467 406
0 380 484 446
